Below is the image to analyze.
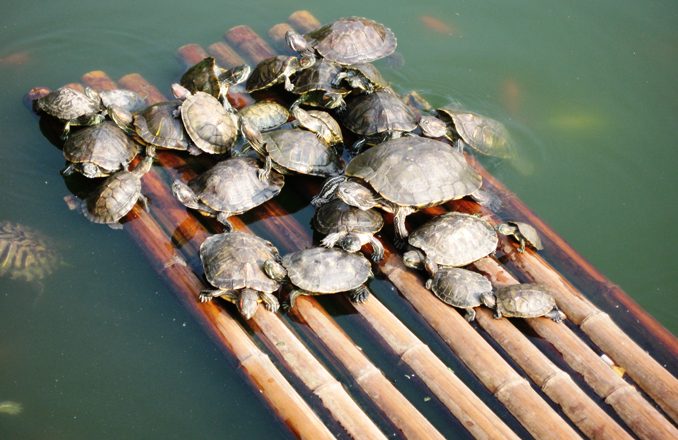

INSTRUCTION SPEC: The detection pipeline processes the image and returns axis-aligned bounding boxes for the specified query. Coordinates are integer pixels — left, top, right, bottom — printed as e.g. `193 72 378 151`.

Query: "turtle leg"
424 256 439 277
61 163 77 176
347 285 370 303
545 307 566 323
493 309 503 319
368 236 385 262
311 175 347 207
392 205 415 248
138 194 149 212
286 288 312 309
463 308 477 322
215 213 234 232
283 75 295 92
517 237 526 253
257 155 272 182
320 232 343 249
260 291 280 313
199 288 232 303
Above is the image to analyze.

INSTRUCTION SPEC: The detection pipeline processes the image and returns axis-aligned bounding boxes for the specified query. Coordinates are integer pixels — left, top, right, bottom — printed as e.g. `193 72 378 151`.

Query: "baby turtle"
403 212 498 275
199 231 281 319
180 57 250 102
264 247 372 308
291 58 351 110
331 62 389 94
0 221 61 283
313 198 384 261
62 122 138 178
171 156 284 232
481 283 565 322
495 221 543 253
290 104 344 146
34 86 104 139
246 54 315 93
66 156 153 229
238 101 289 132
426 267 493 322
434 107 514 158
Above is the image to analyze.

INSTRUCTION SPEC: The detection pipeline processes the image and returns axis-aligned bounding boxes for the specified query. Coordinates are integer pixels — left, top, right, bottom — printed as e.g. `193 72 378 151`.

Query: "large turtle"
264 247 372 308
312 136 499 243
246 55 315 93
290 58 351 110
402 212 498 275
434 107 514 158
199 231 281 319
180 57 250 102
0 221 62 283
66 156 153 229
426 267 493 322
171 156 284 232
313 198 384 261
495 221 543 253
481 283 565 322
34 86 104 139
62 122 138 178
286 17 397 65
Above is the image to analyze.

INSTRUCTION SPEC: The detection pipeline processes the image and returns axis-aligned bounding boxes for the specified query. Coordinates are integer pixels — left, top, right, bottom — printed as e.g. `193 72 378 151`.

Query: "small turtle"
172 84 240 155
264 247 372 308
313 198 384 261
291 58 351 110
426 267 493 322
180 57 250 102
171 156 284 232
403 212 498 275
495 221 543 253
99 89 146 112
66 156 153 229
286 17 397 65
246 54 315 93
481 283 565 322
290 104 344 146
434 107 514 158
238 101 289 131
199 231 281 319
0 221 61 283
62 122 138 178
34 86 104 139
331 63 389 94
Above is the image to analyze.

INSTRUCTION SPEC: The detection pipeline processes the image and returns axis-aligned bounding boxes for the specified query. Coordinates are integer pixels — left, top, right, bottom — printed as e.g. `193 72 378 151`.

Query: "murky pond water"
1 1 677 439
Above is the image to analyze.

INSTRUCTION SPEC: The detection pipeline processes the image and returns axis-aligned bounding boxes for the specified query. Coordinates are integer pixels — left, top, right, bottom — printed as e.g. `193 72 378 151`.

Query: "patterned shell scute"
99 89 146 113
266 128 344 176
246 55 296 93
200 231 280 294
0 221 61 282
343 90 417 136
304 17 397 65
282 247 371 293
494 283 557 318
180 57 221 98
346 137 482 207
510 221 543 250
429 267 492 308
181 91 238 154
63 122 137 173
134 101 190 151
35 87 101 120
314 198 384 235
188 156 284 214
239 101 289 131
84 170 142 224
293 59 347 95
408 212 498 267
439 109 513 158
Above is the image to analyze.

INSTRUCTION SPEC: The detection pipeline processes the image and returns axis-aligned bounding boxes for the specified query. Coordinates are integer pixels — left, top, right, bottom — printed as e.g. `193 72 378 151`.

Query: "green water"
1 1 677 439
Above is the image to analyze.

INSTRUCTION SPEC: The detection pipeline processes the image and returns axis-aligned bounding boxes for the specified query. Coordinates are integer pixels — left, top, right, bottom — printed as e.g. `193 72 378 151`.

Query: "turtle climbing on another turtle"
34 86 104 139
481 283 565 322
495 221 543 253
246 54 315 93
180 57 250 103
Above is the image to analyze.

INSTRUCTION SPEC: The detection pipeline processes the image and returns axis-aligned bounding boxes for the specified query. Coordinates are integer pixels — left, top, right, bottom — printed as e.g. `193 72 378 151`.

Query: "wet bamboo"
223 25 276 65
267 23 297 55
287 10 321 33
206 41 246 68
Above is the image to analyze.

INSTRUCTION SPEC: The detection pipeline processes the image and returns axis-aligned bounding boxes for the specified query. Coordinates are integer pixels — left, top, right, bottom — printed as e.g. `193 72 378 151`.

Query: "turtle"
481 283 565 322
98 89 147 112
312 136 499 243
240 120 344 181
172 84 240 155
290 58 351 110
66 156 153 229
290 104 344 146
402 212 498 275
285 17 397 65
495 221 543 253
313 198 384 261
264 246 372 308
331 62 389 94
425 267 493 322
245 54 316 93
238 101 290 132
433 107 514 158
0 221 62 283
180 57 250 102
198 231 281 319
61 122 138 178
34 86 104 139
171 156 284 232
0 401 22 415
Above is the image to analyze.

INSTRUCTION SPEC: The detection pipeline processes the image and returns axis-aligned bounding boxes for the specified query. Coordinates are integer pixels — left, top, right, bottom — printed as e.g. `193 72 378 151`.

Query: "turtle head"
480 292 497 309
219 64 251 86
171 180 200 210
107 105 135 134
336 180 378 210
264 259 287 282
321 92 346 111
237 288 260 320
298 55 316 70
84 86 102 107
285 30 314 57
402 250 425 270
339 233 363 253
171 83 192 101
418 115 448 139
494 223 515 236
240 117 266 155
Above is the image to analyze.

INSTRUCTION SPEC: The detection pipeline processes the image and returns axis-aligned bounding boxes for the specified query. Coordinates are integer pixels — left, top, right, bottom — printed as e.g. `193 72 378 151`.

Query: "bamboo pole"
287 11 321 33
206 41 246 69
267 23 297 55
223 25 276 65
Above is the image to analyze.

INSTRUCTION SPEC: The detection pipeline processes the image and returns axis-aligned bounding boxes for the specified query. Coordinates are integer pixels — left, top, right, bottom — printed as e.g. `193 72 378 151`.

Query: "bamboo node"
238 350 270 368
579 310 610 331
493 376 529 397
399 342 429 361
353 365 382 384
540 370 567 392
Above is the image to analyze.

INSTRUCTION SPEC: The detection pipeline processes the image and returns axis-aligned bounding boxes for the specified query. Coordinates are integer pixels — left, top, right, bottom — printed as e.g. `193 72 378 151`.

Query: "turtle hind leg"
545 307 566 322
463 307 477 322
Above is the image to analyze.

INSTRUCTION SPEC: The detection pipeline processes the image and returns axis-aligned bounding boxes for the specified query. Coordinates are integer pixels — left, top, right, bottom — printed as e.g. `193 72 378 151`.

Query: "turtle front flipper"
260 291 280 313
347 285 370 303
286 288 314 309
215 213 234 232
368 236 385 262
199 288 235 303
392 205 415 243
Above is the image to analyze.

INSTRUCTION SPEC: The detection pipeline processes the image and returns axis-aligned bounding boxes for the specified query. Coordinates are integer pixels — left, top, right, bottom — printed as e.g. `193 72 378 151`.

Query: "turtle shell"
134 101 191 151
428 267 492 309
99 89 146 112
246 55 299 93
314 198 383 235
494 283 558 318
508 221 543 250
408 212 498 267
265 128 344 176
436 108 513 158
63 122 138 176
239 101 289 131
180 57 221 98
293 59 348 95
342 90 417 136
346 136 482 208
188 156 284 215
281 247 371 294
336 63 389 92
35 86 101 120
304 17 397 65
180 91 238 154
200 231 280 294
0 221 61 282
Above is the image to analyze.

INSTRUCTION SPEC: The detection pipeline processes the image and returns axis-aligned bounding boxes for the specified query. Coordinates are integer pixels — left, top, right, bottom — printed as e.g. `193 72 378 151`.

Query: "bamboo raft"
26 10 678 440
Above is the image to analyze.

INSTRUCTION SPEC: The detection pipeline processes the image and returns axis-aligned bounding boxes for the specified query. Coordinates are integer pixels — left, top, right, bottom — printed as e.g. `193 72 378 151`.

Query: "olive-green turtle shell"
281 247 371 294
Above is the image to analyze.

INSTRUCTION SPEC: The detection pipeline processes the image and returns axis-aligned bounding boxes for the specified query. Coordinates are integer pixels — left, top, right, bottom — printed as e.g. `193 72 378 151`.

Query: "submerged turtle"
481 283 565 322
331 62 389 94
246 54 315 93
0 221 61 283
426 267 493 322
238 101 290 131
199 231 281 319
286 17 397 65
312 136 499 243
290 58 350 110
180 57 250 102
434 108 514 158
403 212 498 275
171 156 284 232
313 198 384 261
66 156 153 229
495 221 543 253
264 247 372 308
62 122 138 178
290 104 344 146
34 86 104 139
